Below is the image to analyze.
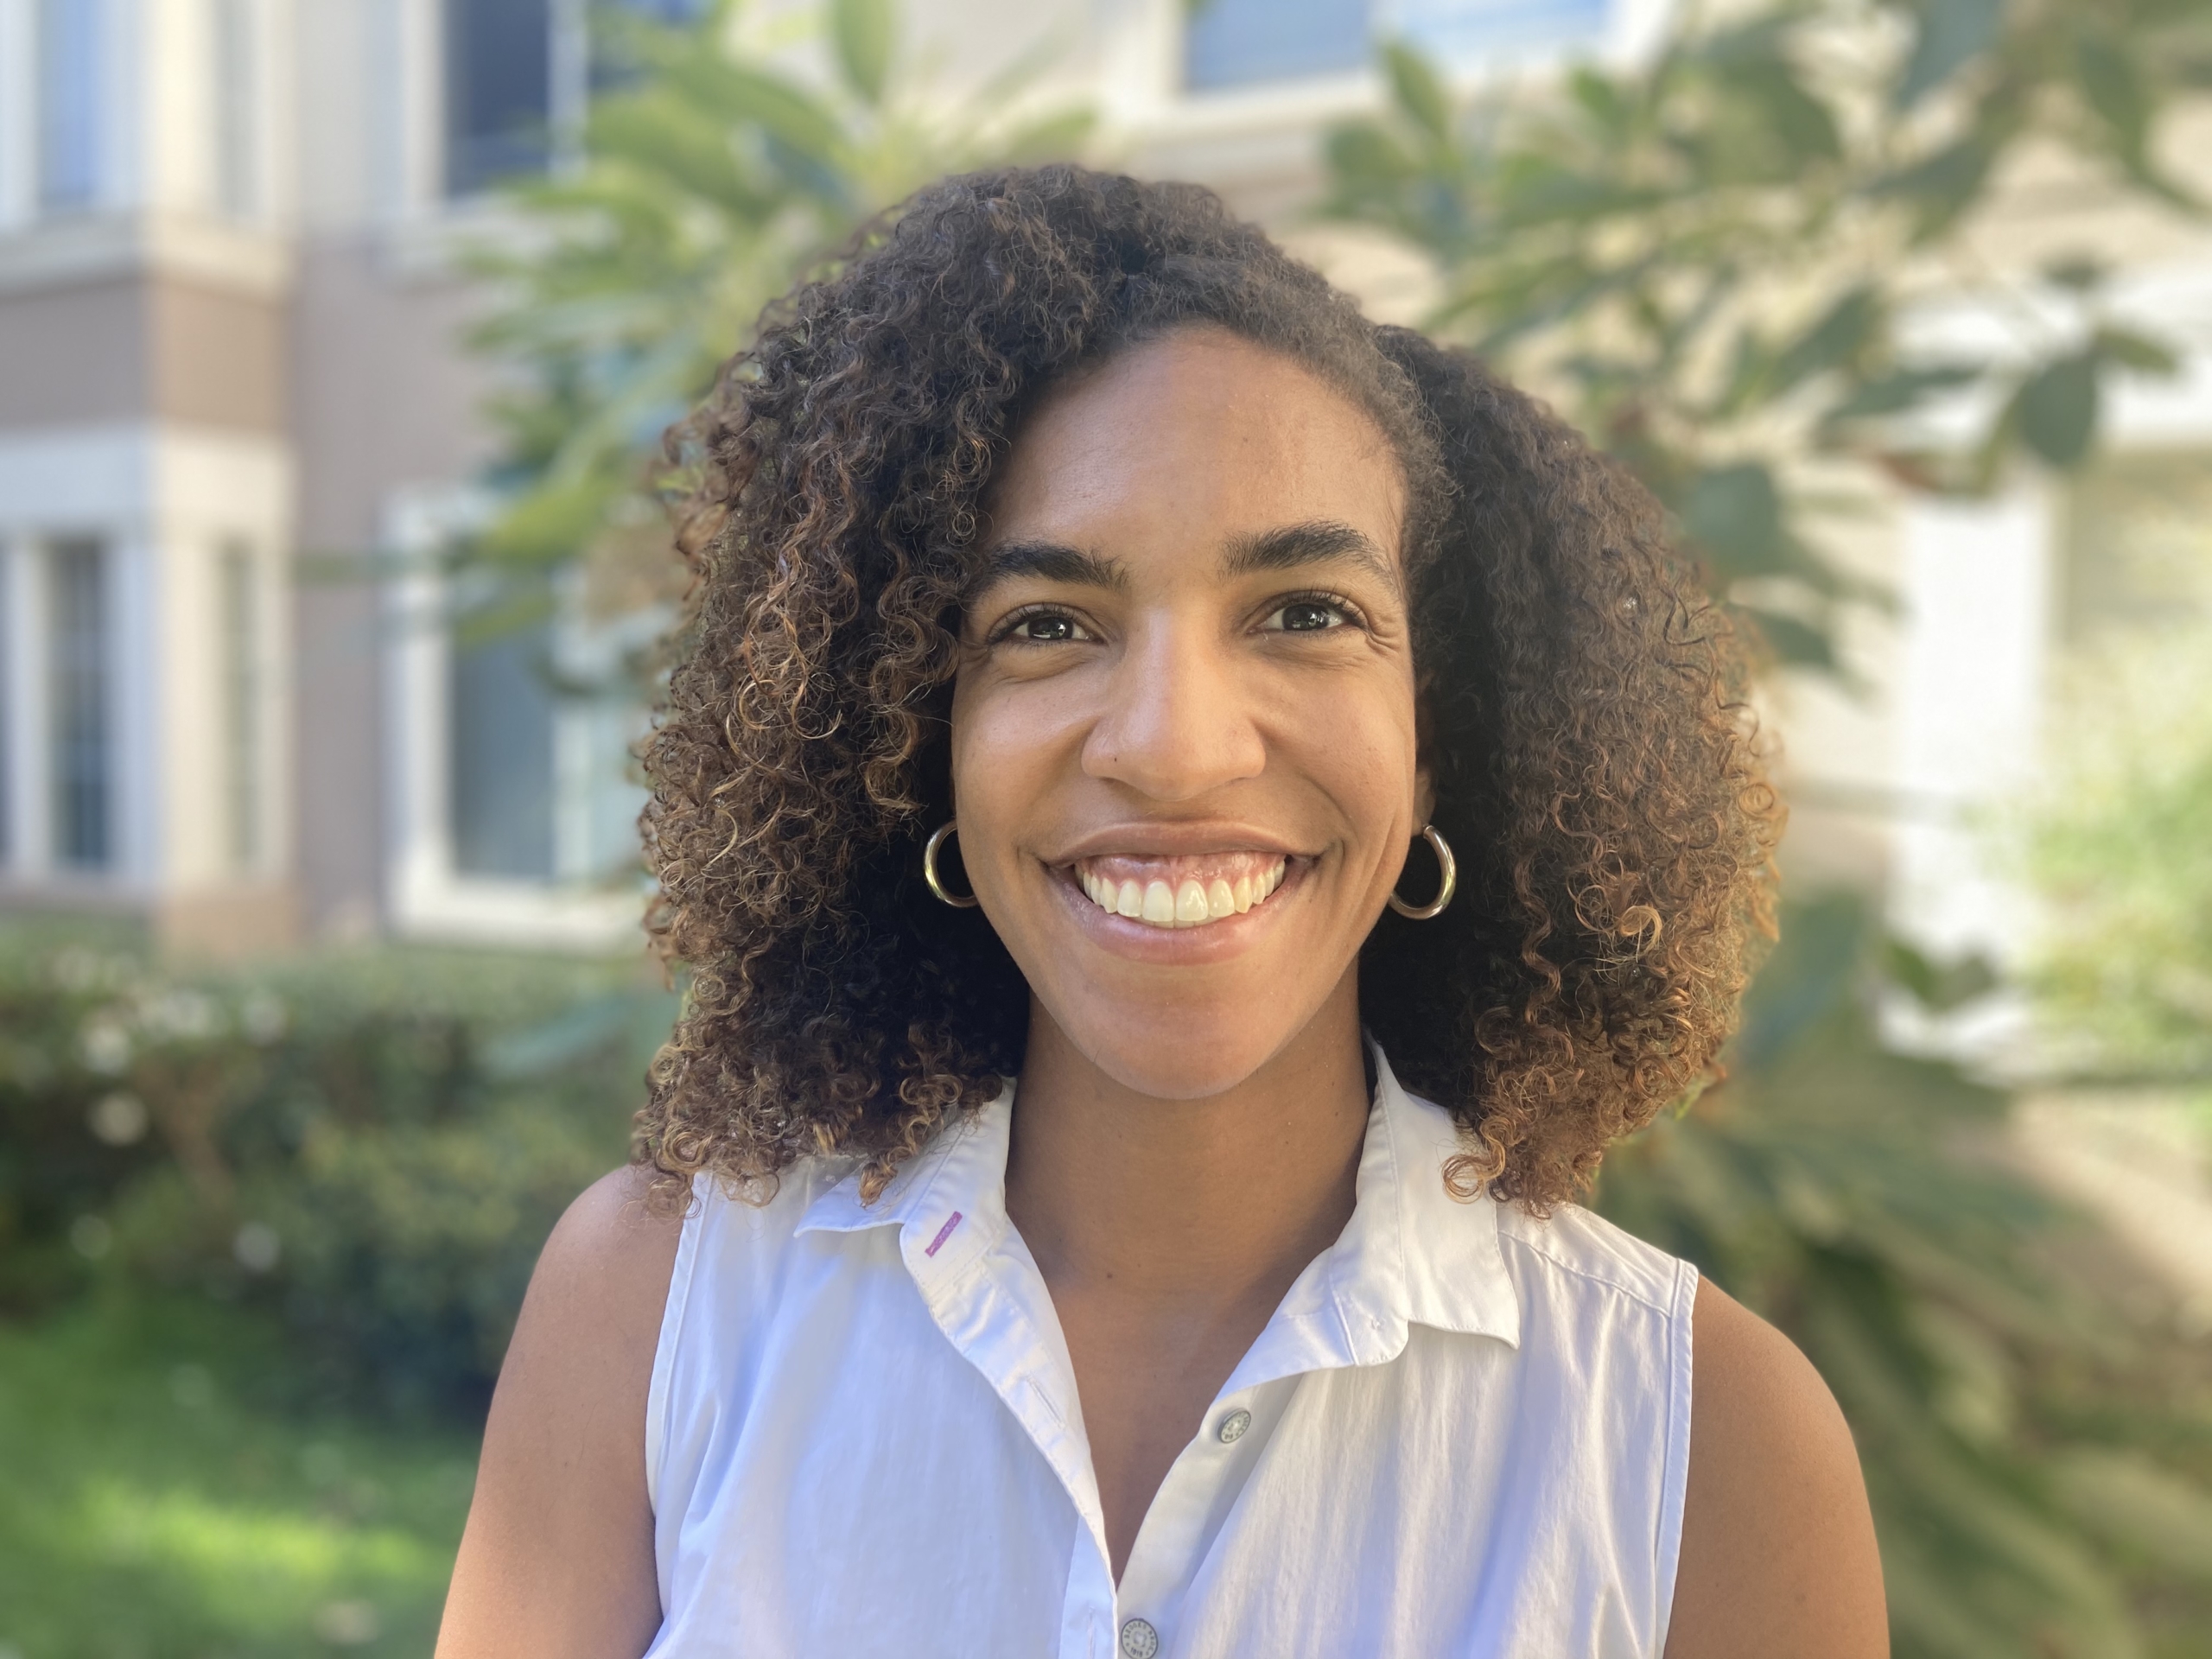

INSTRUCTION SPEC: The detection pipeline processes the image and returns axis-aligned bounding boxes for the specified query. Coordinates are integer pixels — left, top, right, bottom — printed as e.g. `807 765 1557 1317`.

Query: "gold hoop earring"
1388 824 1456 921
923 821 981 908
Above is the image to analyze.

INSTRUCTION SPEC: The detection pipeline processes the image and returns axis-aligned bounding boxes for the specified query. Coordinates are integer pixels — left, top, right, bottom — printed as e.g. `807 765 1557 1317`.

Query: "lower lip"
1047 861 1306 964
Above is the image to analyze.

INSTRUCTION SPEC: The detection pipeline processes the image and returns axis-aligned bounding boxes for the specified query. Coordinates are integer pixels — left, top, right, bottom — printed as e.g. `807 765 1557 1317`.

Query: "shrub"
0 921 671 1416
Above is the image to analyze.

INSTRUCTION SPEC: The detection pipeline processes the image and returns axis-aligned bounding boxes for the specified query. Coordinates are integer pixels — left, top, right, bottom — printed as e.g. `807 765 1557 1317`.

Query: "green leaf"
993 107 1097 166
656 55 845 162
830 0 895 105
1895 0 2005 109
1382 40 1453 142
2092 324 2180 376
584 97 776 219
1682 461 1786 571
1324 123 1419 190
1820 363 1980 426
1742 607 1842 672
1567 67 1630 138
2041 254 2107 293
2074 34 2149 158
1883 939 2000 1013
476 474 626 569
1872 133 1995 239
1492 152 1642 222
2013 353 2101 467
1770 285 1882 397
2051 1450 2212 1585
1726 59 1843 164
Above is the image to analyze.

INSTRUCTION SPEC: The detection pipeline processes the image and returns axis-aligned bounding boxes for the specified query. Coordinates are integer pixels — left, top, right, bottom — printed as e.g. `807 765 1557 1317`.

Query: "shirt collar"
1329 1043 1522 1351
794 1047 1522 1360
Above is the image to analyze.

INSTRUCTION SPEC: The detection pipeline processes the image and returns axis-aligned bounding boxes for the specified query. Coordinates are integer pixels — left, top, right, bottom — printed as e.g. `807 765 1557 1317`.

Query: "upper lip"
1045 822 1312 863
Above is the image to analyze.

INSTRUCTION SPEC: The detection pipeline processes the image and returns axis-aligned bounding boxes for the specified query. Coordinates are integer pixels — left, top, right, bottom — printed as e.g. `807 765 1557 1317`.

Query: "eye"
1260 594 1361 633
995 607 1096 645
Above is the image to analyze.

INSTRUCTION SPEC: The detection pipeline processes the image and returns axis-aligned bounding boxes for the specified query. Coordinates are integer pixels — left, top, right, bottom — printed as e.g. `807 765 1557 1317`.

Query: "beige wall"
149 276 288 430
288 239 502 939
0 273 286 433
0 279 148 428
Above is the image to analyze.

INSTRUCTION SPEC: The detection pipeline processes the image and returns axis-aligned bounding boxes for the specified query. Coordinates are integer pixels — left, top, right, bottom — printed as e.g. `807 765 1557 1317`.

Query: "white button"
1119 1617 1160 1658
1217 1408 1252 1445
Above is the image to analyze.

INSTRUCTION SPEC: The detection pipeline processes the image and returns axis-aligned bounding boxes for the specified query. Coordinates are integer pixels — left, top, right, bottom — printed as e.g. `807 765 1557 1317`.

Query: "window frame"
380 486 653 950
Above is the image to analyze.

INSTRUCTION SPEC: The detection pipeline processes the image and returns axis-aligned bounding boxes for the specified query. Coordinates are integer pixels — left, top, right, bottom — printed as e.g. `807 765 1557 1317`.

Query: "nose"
1082 614 1266 800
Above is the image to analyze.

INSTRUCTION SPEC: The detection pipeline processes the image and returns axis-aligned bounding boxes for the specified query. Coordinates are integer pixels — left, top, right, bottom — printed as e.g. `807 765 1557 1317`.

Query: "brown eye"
1005 611 1092 643
1262 599 1352 633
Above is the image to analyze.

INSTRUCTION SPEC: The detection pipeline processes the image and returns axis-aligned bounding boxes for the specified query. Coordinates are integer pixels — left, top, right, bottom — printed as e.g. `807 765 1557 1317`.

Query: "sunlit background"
2 1 2210 1654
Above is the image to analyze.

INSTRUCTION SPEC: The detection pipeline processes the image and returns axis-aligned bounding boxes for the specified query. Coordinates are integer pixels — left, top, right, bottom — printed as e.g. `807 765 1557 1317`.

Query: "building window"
219 543 261 871
1393 0 1608 60
48 540 111 870
211 0 259 219
36 0 103 213
442 0 717 196
445 601 648 884
443 0 556 196
449 620 557 879
1185 0 1609 92
1186 0 1368 91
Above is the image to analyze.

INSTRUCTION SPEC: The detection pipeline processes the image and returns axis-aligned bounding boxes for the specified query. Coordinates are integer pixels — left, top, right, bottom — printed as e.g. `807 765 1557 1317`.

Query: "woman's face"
950 327 1427 1101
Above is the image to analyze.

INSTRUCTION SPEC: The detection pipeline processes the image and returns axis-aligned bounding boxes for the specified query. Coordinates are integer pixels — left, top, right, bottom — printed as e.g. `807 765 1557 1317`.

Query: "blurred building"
0 0 1649 955
0 0 2205 970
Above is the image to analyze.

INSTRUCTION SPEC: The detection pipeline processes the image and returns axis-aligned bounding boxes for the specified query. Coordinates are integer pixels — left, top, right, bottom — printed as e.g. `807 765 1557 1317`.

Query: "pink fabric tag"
924 1211 964 1257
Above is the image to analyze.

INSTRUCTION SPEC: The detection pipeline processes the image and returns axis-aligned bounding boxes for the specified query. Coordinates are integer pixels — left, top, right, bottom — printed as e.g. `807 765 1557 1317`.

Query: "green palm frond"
459 0 1092 615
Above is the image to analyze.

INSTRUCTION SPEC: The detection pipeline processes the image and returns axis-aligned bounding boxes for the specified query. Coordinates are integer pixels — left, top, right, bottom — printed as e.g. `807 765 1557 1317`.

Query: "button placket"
1108 1391 1277 1659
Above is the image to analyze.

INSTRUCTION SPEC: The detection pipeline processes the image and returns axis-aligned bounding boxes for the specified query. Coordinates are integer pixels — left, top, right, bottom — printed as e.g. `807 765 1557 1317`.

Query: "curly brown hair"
635 165 1780 1213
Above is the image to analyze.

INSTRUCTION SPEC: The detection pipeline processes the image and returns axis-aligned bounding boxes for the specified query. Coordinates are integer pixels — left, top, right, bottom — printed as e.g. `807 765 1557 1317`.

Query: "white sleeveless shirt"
644 1052 1697 1658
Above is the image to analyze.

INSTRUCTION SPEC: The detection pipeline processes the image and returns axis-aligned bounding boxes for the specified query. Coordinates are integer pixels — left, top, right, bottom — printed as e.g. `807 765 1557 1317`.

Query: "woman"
437 167 1886 1658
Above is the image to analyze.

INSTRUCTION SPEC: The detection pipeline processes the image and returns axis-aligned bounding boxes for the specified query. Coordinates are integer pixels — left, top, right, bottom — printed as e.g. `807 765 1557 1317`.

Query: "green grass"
0 1295 476 1659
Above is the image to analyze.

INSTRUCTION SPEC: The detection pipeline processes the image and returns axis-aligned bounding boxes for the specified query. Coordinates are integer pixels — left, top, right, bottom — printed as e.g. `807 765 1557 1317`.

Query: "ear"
1414 764 1436 827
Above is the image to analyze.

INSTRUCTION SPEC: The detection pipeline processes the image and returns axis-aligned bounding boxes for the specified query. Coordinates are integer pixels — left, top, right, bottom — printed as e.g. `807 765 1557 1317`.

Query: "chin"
1056 1007 1295 1102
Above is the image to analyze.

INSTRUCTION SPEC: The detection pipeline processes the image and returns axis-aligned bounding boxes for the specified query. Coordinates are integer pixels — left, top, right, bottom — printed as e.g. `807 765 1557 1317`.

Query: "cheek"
945 677 995 827
945 677 1060 873
1278 670 1422 833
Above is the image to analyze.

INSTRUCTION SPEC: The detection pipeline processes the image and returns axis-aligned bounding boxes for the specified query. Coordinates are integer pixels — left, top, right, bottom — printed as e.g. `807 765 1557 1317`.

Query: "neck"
1004 975 1371 1313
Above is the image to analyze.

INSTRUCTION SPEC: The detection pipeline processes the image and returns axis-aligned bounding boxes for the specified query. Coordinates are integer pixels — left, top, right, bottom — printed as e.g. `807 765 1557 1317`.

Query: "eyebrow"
968 518 1399 601
968 540 1128 598
1220 520 1401 594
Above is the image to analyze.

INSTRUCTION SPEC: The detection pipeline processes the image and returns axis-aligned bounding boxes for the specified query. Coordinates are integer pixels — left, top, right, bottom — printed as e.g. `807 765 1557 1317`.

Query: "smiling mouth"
1071 853 1291 930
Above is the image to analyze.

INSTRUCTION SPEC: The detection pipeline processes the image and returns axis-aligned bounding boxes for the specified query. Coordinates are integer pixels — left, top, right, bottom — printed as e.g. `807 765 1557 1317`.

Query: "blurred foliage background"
5 1 2212 1655
1321 0 2210 674
2018 612 2212 1088
0 925 671 1656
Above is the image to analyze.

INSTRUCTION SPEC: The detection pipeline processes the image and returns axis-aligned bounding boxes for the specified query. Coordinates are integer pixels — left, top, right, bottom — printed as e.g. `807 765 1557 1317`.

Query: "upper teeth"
1078 861 1286 929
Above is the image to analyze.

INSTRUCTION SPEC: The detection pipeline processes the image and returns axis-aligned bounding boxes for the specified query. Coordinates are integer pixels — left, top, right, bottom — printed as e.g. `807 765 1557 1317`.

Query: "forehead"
986 329 1407 557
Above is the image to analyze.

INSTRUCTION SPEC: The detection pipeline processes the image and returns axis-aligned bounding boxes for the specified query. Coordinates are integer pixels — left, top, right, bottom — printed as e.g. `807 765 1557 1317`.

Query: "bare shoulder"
532 1162 689 1323
435 1166 685 1659
482 1163 685 1422
1664 1277 1888 1659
